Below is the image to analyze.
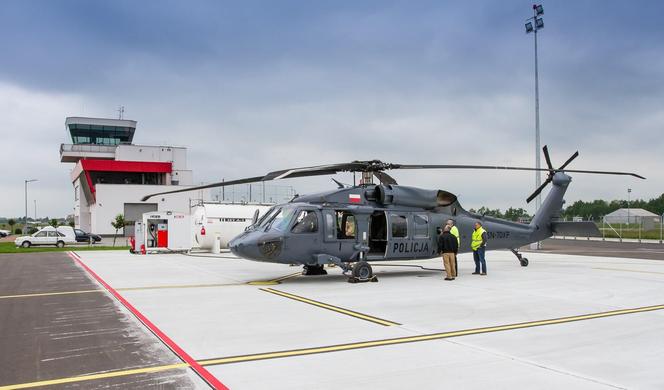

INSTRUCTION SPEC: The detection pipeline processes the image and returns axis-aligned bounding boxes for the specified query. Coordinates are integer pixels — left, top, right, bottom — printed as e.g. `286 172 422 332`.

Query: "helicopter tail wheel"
349 261 377 283
520 258 529 267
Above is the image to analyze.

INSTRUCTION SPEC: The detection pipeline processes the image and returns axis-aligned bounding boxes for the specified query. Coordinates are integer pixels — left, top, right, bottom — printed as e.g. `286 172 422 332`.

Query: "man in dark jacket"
437 225 459 280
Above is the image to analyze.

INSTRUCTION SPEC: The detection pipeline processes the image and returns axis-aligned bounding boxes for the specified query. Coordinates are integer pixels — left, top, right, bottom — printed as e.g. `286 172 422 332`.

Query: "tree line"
467 193 664 222
560 193 664 221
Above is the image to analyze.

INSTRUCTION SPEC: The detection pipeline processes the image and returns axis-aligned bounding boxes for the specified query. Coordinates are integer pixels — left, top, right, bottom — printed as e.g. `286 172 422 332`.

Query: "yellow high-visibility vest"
471 227 486 251
450 226 460 245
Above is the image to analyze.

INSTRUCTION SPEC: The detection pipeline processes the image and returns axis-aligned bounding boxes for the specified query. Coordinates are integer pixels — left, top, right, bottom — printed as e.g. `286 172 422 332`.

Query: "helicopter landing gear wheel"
348 261 377 283
302 264 328 276
510 248 529 268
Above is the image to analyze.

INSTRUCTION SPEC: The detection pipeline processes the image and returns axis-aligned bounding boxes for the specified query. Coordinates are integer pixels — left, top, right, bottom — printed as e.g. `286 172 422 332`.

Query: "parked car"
14 226 77 248
0 229 10 237
74 229 102 243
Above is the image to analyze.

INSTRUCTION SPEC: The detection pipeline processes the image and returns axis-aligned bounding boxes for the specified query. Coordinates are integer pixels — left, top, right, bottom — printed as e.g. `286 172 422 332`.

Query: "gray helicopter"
142 146 643 282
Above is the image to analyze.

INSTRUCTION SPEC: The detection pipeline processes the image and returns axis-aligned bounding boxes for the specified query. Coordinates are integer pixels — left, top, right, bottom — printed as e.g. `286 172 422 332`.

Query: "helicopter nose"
230 235 282 261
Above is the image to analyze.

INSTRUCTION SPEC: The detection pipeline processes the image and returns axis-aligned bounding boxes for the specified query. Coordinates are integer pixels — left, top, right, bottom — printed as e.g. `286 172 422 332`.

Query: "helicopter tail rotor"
526 146 579 203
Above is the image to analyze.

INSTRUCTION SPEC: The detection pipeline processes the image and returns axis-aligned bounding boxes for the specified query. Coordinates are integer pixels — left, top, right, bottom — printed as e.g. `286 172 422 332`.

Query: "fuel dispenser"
131 211 192 254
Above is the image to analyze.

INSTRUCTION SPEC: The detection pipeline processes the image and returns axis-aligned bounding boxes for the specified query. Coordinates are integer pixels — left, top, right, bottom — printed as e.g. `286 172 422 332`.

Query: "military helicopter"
142 146 643 282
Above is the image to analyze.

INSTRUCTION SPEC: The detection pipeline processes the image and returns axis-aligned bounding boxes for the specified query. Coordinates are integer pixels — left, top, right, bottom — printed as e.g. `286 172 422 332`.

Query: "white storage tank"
192 203 272 250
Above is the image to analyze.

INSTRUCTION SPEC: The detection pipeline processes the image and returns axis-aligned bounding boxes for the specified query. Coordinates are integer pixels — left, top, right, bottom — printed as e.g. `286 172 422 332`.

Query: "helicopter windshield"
268 206 298 232
255 206 278 228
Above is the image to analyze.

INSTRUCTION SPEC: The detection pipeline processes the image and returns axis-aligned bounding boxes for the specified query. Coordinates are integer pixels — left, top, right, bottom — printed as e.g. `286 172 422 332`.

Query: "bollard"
212 233 221 254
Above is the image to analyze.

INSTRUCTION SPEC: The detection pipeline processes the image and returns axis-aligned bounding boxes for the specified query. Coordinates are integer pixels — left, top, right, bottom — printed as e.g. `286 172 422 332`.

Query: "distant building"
603 208 661 230
60 117 208 235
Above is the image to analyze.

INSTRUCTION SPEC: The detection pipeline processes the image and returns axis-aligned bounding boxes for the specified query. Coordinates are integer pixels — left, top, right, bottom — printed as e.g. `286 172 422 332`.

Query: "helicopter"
142 146 644 282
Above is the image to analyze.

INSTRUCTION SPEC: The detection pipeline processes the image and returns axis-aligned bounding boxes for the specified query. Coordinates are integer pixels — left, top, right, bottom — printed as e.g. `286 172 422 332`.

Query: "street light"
627 188 632 226
24 179 38 234
525 4 544 213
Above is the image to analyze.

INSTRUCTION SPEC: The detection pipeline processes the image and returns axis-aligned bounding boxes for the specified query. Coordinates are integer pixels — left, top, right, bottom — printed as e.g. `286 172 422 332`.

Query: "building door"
124 203 157 237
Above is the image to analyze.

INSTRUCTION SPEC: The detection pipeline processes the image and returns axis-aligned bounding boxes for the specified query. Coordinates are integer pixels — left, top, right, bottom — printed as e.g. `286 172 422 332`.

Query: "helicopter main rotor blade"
395 164 645 179
374 171 398 185
141 161 374 201
140 176 264 201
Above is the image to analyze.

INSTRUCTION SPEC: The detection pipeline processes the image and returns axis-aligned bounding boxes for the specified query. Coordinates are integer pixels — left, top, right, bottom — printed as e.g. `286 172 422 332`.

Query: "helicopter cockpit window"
269 207 298 231
255 206 277 228
291 210 318 234
413 214 429 238
324 212 336 240
390 214 408 238
336 210 356 239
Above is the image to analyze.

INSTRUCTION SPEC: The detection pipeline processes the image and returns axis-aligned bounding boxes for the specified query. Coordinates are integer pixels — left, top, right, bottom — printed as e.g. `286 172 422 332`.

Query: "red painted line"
67 252 228 390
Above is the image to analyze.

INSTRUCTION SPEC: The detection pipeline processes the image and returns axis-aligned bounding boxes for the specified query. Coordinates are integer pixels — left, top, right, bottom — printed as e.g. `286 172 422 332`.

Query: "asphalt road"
0 252 203 389
522 238 664 261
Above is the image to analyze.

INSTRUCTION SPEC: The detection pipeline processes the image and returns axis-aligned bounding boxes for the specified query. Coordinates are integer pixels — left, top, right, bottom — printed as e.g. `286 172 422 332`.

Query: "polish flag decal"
349 194 362 203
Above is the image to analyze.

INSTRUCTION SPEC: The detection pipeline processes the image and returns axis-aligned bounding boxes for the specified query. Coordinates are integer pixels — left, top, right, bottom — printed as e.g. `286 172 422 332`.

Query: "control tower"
60 117 201 236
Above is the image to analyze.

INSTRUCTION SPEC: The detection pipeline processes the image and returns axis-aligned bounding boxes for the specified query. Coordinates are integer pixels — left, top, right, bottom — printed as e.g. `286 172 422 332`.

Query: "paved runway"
523 238 664 260
0 252 206 389
1 244 663 389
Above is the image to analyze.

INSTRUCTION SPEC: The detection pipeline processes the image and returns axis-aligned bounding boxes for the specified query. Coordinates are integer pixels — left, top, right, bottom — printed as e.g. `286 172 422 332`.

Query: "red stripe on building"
80 159 172 173
67 252 228 390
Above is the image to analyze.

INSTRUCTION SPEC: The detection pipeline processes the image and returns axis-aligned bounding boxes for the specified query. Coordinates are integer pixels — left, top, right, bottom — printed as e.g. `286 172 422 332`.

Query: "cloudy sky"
1 0 662 218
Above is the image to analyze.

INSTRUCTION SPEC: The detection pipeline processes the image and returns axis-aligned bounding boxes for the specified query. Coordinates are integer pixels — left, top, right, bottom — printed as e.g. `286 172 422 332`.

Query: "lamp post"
525 4 544 212
627 188 631 226
24 179 38 234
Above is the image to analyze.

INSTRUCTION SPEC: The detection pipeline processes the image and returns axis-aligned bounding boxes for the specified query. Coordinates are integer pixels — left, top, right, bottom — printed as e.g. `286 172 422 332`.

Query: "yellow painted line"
0 363 189 390
4 303 664 389
198 303 664 367
0 272 303 299
593 267 664 275
0 289 101 300
247 272 301 286
260 287 401 326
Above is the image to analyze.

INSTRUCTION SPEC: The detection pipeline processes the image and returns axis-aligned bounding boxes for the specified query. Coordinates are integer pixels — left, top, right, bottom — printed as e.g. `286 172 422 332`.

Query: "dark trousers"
454 253 458 277
473 246 486 273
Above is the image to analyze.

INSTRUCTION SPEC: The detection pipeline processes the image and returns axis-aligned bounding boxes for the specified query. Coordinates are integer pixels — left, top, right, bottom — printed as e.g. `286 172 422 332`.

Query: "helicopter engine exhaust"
372 185 457 209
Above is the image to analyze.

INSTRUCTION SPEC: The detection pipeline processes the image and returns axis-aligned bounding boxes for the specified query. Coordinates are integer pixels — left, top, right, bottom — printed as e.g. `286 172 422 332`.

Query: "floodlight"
535 4 544 15
525 22 534 33
535 18 544 29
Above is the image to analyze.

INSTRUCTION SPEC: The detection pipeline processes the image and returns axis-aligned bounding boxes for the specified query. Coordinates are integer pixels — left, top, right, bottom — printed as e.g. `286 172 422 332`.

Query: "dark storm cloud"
0 1 662 217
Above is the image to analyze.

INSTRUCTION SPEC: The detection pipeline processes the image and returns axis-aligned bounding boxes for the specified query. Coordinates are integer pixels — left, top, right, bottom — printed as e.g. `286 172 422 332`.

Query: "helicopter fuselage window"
291 210 318 233
391 214 408 238
413 214 429 238
336 210 356 239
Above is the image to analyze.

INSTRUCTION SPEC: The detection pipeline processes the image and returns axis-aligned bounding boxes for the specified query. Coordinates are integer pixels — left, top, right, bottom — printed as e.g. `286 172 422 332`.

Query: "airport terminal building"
60 117 207 235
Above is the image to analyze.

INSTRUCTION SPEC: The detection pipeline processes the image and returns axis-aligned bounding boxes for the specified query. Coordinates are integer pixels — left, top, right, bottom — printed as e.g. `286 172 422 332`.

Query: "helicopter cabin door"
322 209 358 261
368 211 388 258
283 209 321 259
386 212 432 259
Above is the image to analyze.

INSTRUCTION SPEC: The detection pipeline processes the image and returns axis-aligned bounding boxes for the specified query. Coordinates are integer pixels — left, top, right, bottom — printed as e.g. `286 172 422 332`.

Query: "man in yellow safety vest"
471 221 488 275
446 219 460 277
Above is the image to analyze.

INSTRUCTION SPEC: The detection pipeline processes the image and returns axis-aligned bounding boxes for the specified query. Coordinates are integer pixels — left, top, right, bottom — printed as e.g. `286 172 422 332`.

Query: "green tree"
504 207 530 221
68 220 75 228
477 207 503 219
49 218 58 228
111 214 126 247
7 219 16 235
